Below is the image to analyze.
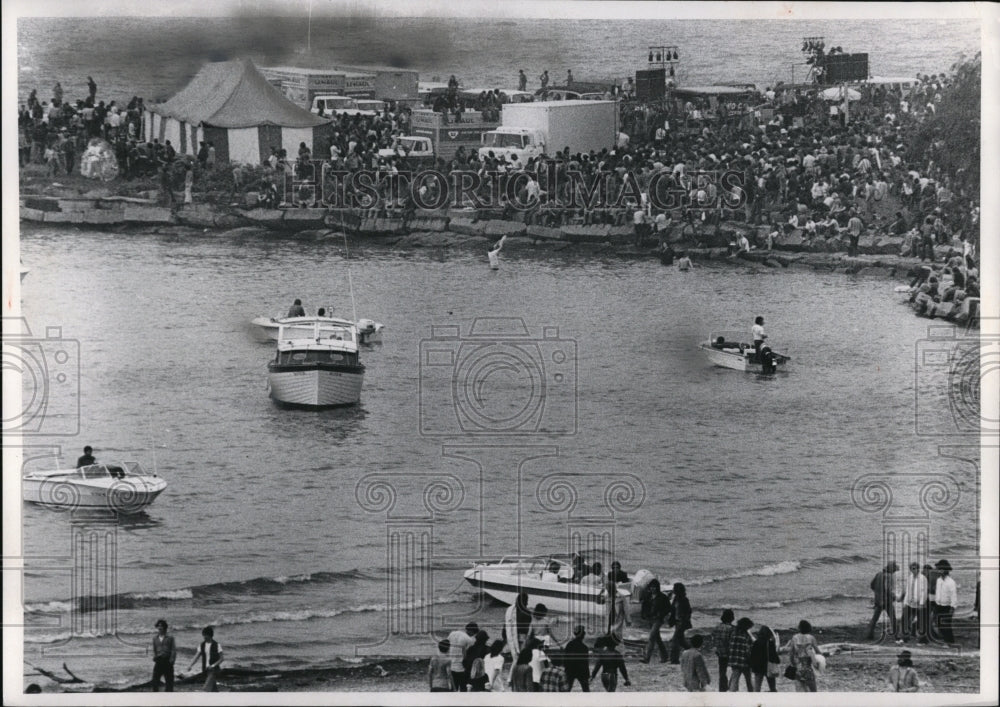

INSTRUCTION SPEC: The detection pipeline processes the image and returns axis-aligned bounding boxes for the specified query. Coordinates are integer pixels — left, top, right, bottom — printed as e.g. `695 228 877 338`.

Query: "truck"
311 95 385 117
409 109 499 162
478 100 619 164
377 136 435 167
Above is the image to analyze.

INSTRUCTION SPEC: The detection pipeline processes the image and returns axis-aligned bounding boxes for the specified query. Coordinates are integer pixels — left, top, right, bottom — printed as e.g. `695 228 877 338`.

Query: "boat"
252 315 384 344
700 332 790 372
22 461 167 512
266 318 365 407
463 554 634 617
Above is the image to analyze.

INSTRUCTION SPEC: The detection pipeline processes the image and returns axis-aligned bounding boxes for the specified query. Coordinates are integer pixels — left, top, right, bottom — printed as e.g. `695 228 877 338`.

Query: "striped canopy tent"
144 58 333 165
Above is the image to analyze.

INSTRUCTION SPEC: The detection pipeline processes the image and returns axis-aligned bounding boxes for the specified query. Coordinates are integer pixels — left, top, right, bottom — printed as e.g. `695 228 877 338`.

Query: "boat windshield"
79 465 111 479
277 350 359 366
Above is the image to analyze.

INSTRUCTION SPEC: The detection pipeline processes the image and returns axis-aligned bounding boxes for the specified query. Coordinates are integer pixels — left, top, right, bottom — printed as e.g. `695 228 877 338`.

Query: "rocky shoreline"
20 194 955 279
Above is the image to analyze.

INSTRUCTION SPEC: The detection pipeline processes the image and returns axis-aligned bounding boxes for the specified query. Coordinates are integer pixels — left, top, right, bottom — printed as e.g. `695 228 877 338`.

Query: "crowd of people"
21 70 979 267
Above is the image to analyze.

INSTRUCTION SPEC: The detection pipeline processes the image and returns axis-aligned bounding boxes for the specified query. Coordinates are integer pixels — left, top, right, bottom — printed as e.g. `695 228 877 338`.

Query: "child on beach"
590 634 630 692
428 638 452 692
680 634 711 691
483 640 506 691
183 626 223 692
887 650 920 692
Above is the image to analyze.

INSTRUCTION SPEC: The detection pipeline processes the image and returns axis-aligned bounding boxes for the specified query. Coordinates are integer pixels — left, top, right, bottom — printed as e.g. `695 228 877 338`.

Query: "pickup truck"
377 136 435 165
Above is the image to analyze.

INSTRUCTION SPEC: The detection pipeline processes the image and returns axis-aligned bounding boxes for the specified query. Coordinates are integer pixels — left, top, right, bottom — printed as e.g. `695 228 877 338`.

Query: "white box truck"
479 100 618 164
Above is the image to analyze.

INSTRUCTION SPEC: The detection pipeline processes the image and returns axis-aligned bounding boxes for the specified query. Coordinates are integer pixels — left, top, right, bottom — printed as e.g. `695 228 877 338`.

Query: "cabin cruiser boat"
267 319 365 407
463 554 635 617
700 332 790 373
252 315 384 344
22 461 166 512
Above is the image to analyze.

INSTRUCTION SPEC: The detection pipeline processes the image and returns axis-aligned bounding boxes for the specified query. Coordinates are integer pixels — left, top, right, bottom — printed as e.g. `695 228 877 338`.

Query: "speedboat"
267 318 365 407
700 332 790 372
252 315 385 344
22 461 167 513
463 554 634 617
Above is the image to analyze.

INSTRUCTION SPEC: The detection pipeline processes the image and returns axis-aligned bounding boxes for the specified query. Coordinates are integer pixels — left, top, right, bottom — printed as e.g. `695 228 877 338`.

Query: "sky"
3 0 988 20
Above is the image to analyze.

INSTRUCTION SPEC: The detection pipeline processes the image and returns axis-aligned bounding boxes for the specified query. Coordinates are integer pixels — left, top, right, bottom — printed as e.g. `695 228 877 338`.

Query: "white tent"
820 86 861 102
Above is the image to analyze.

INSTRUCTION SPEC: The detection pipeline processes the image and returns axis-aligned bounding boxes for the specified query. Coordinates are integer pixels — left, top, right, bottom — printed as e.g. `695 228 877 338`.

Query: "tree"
907 53 981 197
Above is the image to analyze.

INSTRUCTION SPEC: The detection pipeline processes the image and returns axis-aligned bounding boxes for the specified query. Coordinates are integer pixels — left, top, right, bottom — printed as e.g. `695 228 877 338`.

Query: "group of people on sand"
430 610 631 693
867 559 961 645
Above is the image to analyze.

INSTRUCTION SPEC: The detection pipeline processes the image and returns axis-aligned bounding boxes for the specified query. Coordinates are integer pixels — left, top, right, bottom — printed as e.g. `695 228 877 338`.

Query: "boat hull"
700 343 788 373
267 367 364 407
463 567 624 617
22 477 166 512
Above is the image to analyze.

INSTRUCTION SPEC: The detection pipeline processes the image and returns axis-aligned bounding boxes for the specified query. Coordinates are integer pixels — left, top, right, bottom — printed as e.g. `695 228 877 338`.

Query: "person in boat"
752 316 767 359
580 562 603 588
608 561 629 584
286 299 306 318
317 307 326 317
76 445 96 468
571 554 590 583
541 561 561 583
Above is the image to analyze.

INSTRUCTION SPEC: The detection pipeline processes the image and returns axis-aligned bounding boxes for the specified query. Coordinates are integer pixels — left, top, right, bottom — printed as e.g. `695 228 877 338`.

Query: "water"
17 228 978 686
15 14 981 688
17 17 979 106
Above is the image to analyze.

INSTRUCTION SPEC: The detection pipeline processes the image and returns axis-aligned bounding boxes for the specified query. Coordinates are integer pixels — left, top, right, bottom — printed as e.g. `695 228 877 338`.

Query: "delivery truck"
478 100 618 164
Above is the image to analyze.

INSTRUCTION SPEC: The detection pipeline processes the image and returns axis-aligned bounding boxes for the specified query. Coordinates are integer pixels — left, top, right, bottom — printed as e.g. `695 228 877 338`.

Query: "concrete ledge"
282 209 329 227
481 220 526 238
43 210 85 223
83 209 126 224
175 204 218 228
560 225 612 243
448 217 485 237
242 208 285 226
20 207 46 222
57 199 98 212
526 225 563 241
123 205 175 224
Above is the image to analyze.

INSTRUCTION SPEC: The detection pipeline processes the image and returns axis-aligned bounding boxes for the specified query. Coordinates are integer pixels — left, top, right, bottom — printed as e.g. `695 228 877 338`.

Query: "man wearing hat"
934 559 958 644
867 561 900 640
152 619 176 692
887 650 919 692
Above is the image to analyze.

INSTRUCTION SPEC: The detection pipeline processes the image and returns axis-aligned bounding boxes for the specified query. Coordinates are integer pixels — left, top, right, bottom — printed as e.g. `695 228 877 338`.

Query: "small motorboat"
252 315 385 345
463 554 635 617
700 332 790 373
22 461 167 513
267 318 365 407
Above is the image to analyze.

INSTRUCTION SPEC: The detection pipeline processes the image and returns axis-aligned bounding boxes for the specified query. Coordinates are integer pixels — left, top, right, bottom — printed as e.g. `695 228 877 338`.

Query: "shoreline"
30 618 981 694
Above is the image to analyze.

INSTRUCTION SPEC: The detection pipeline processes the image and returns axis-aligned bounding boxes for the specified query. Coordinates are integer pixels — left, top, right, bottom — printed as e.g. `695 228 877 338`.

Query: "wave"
700 592 871 613
24 595 466 645
27 567 382 614
679 560 802 586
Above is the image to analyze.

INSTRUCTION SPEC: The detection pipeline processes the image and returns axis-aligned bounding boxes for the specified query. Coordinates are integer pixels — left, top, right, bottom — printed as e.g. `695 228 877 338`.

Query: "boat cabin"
274 349 360 366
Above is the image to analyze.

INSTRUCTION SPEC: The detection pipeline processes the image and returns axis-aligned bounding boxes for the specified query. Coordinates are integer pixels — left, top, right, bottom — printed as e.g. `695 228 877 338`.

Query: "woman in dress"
787 619 824 692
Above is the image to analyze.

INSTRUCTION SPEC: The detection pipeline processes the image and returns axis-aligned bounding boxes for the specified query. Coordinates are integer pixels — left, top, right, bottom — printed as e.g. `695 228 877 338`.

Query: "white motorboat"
700 332 790 373
267 318 365 407
22 461 167 513
252 315 384 344
463 554 634 617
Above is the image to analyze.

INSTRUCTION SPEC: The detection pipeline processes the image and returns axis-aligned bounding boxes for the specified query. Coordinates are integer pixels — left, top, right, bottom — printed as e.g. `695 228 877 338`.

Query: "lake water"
17 227 979 685
14 13 982 688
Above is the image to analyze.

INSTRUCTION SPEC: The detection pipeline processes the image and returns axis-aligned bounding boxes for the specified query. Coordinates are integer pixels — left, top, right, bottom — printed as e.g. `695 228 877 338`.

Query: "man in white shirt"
751 316 767 358
899 562 928 643
934 560 958 644
447 622 479 691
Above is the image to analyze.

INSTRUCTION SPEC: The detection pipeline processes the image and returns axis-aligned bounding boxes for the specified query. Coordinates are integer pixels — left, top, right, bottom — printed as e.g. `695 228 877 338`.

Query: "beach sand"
34 618 977 694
